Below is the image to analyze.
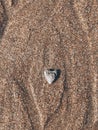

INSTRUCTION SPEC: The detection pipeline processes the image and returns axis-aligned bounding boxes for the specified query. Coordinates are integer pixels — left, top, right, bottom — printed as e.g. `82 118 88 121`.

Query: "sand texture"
0 0 98 130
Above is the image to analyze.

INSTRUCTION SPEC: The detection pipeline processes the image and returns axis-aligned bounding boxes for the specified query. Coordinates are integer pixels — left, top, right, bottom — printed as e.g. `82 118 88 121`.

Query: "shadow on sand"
0 0 8 40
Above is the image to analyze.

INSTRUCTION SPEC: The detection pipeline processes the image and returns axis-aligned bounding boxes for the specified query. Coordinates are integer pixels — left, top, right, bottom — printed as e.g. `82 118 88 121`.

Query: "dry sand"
0 0 98 130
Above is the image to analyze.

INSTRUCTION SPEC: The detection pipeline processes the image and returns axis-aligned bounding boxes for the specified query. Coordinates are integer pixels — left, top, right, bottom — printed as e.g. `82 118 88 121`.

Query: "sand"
0 0 98 130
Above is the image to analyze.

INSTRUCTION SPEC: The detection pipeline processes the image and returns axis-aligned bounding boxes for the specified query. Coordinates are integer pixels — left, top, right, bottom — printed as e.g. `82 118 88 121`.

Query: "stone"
44 69 58 84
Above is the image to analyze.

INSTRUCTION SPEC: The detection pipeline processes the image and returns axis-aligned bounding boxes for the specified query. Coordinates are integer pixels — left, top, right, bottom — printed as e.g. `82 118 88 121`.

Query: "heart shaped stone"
44 69 59 84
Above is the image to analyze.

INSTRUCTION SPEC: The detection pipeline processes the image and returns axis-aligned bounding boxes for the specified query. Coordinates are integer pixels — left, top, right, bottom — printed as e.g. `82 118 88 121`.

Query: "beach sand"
0 0 98 130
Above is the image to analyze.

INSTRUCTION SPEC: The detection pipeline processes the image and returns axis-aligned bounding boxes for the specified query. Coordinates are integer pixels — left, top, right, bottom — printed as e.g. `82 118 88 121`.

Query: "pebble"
44 69 58 84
